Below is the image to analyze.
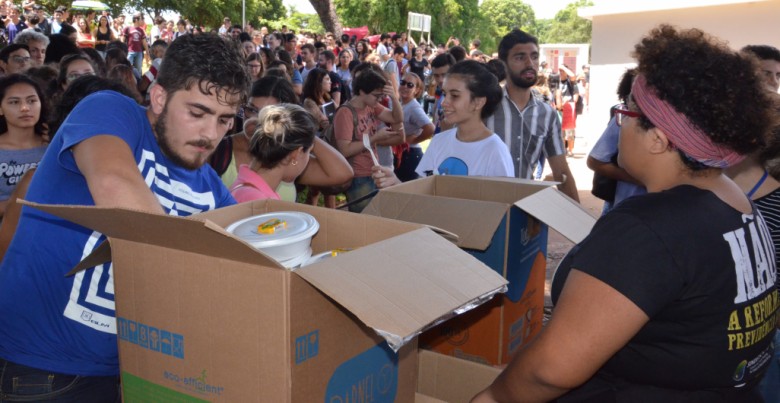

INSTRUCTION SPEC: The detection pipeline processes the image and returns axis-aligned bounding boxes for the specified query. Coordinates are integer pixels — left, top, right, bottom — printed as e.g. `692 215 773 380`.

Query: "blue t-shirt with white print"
0 91 235 376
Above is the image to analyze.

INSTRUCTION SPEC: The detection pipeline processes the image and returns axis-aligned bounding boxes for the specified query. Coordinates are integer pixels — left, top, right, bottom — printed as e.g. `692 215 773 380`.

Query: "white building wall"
584 0 780 122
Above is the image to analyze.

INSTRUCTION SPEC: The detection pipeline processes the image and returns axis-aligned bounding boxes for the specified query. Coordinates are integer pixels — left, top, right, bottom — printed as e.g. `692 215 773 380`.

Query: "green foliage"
74 0 286 29
479 0 535 38
262 6 324 33
476 0 535 54
333 0 480 46
328 0 593 55
540 0 593 44
334 0 406 34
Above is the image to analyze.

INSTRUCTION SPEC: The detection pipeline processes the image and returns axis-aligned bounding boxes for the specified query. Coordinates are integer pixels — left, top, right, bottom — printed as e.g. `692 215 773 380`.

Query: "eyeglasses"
399 80 415 89
66 71 94 83
371 92 385 100
242 104 259 116
613 104 643 127
247 63 262 69
10 55 30 64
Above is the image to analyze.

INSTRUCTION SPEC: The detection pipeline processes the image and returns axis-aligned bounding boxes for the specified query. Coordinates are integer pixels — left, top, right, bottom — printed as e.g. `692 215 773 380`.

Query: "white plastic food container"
278 248 313 270
226 212 320 264
303 249 351 267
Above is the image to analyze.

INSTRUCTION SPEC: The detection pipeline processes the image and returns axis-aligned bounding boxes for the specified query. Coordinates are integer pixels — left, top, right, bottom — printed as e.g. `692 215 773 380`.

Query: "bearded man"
0 33 249 401
486 29 579 201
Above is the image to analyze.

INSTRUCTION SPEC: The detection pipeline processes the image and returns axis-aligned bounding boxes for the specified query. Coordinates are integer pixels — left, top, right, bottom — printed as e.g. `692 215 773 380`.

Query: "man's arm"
548 154 580 202
73 134 164 213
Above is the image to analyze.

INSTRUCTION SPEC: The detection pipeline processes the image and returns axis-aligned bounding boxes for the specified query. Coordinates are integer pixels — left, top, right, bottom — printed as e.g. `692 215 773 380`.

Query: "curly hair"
632 25 773 159
156 33 249 107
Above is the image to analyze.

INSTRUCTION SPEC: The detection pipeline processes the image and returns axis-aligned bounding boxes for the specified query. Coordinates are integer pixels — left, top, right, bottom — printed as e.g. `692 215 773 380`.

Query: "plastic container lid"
225 212 320 249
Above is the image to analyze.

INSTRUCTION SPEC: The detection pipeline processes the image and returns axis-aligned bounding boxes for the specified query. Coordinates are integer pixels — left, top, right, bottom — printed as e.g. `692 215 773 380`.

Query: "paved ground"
539 108 607 309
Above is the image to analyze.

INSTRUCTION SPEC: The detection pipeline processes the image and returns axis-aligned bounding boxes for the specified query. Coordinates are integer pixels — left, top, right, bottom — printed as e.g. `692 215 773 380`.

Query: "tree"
334 0 406 34
330 0 481 47
309 0 343 35
474 0 536 54
264 6 324 33
479 0 536 38
542 0 593 44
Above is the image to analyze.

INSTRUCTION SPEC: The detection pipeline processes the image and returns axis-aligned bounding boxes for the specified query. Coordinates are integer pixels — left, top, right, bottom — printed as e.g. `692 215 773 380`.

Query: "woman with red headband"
473 25 778 402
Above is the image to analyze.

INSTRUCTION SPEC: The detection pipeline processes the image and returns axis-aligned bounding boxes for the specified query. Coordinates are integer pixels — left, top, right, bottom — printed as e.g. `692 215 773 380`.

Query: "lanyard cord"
747 170 769 198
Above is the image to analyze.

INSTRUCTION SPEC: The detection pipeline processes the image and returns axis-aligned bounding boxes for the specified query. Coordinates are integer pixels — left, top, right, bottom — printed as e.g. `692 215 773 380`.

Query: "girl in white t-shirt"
415 60 514 177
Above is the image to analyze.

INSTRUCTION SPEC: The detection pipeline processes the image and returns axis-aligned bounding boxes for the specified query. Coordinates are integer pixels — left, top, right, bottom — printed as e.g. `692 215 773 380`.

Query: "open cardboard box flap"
21 200 281 270
366 176 597 246
363 191 506 250
296 227 508 350
23 199 508 351
513 187 596 244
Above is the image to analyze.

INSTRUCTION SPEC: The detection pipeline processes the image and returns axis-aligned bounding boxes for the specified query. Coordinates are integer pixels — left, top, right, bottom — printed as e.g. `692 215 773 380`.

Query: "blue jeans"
127 51 143 72
345 176 376 213
759 329 780 403
0 359 120 402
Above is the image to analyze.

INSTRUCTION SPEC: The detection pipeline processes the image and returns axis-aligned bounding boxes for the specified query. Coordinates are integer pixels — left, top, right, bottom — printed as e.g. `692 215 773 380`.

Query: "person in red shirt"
122 13 149 72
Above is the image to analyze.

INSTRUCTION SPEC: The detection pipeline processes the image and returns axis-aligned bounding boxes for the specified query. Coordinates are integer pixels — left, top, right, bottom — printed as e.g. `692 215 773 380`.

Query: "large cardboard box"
364 176 596 365
416 350 502 403
30 200 507 402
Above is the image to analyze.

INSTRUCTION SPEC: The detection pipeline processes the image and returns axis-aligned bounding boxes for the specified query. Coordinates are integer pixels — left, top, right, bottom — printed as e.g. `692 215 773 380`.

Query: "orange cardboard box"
30 199 507 402
364 176 596 365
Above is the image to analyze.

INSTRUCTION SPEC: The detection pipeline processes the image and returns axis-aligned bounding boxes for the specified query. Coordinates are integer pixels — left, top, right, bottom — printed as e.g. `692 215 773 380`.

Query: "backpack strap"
340 102 359 141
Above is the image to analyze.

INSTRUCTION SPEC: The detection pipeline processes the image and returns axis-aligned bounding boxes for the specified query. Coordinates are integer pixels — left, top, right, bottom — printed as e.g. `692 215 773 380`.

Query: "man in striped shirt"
487 29 579 202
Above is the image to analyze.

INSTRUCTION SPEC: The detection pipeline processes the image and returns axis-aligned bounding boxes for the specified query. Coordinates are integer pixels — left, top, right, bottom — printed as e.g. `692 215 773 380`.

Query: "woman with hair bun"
473 25 778 402
230 104 352 202
414 60 513 177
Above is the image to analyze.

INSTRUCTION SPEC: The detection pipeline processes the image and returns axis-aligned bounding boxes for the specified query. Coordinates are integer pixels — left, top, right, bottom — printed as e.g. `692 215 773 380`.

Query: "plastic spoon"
362 133 380 166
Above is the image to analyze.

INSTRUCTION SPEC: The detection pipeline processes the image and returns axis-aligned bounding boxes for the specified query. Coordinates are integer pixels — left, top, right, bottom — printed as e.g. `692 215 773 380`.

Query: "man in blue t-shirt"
0 34 249 401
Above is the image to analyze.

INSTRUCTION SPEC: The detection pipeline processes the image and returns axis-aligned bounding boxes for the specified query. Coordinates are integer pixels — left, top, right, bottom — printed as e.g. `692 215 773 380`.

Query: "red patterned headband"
631 74 745 168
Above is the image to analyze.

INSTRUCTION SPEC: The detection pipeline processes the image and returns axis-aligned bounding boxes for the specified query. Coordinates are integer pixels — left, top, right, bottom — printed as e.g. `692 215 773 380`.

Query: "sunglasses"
399 80 415 89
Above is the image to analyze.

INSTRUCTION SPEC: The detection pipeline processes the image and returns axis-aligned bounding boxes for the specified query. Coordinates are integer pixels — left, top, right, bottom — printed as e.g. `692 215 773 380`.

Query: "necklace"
746 170 769 198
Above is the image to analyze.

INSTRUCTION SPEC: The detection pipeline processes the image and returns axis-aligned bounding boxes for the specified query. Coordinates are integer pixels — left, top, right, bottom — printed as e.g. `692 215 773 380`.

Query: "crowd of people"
0 3 774 402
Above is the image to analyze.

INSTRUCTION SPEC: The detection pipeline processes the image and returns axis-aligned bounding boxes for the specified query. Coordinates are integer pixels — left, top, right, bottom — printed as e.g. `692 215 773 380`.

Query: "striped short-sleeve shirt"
486 89 564 179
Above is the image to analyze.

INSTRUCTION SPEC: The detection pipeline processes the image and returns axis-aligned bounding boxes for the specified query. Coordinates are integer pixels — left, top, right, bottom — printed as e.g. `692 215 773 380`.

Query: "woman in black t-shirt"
94 15 113 57
474 25 778 403
404 46 429 82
